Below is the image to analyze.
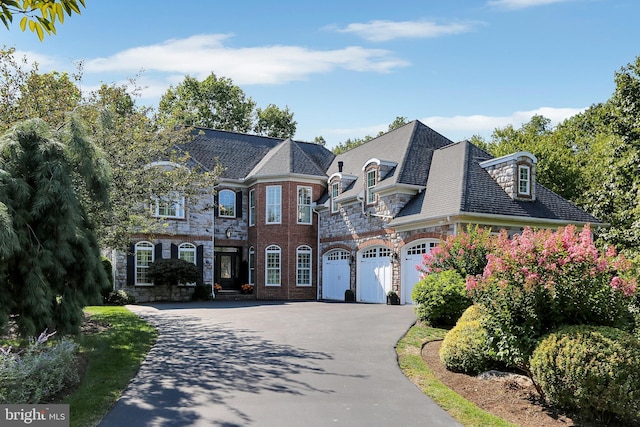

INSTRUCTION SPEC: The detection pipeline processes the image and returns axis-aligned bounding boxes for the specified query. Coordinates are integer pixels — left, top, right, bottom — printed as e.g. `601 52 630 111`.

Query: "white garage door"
402 240 438 304
357 246 392 303
322 250 351 301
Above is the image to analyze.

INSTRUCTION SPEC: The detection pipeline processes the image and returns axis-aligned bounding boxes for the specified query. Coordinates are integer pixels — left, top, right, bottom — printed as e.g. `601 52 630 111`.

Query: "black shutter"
154 243 162 261
196 245 204 285
126 243 135 287
171 243 178 259
213 192 218 217
236 191 242 218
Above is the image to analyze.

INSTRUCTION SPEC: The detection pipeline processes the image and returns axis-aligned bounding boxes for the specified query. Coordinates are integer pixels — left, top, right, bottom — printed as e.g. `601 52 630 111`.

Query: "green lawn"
396 324 516 427
65 306 157 427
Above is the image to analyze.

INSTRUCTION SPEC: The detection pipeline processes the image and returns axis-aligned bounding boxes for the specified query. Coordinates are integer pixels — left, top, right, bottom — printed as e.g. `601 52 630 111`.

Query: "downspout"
312 203 320 300
211 191 216 300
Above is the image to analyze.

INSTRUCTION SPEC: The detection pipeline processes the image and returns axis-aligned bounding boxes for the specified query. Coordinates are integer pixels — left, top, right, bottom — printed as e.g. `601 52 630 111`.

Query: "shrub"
0 331 79 403
412 270 472 326
420 225 493 277
192 284 212 301
467 224 637 368
100 256 114 302
530 325 640 424
148 258 199 287
106 290 134 305
439 306 494 375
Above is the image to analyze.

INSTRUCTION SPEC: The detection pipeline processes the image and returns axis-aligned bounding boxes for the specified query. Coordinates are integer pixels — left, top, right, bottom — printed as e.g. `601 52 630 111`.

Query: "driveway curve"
99 301 461 427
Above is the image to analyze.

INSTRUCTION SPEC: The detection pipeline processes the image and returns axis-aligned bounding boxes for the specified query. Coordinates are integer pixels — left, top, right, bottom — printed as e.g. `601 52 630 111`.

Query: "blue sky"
3 0 639 149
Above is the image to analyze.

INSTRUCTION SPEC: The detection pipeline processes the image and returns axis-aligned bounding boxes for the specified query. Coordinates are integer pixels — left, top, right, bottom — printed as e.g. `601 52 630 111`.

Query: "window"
249 189 256 226
248 246 255 285
296 246 312 286
366 169 377 204
135 241 154 285
218 189 235 217
331 182 339 213
518 164 531 196
266 186 281 224
152 192 185 218
265 245 281 286
178 243 196 264
297 186 312 224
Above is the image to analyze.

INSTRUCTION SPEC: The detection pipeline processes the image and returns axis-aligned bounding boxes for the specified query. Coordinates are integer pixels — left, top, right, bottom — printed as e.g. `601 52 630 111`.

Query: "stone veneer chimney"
480 151 537 202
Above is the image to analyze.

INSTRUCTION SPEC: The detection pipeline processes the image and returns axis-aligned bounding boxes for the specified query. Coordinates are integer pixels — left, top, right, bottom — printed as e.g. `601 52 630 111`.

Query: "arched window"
218 189 235 217
265 245 281 286
296 245 312 287
178 243 196 264
135 241 154 285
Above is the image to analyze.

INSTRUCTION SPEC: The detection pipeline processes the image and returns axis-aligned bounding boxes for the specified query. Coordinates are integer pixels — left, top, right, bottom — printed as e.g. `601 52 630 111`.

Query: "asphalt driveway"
98 301 462 427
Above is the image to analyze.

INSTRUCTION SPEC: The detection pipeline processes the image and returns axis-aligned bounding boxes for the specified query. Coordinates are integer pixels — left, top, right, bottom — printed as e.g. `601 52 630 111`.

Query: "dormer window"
366 169 377 205
331 181 340 213
518 164 531 197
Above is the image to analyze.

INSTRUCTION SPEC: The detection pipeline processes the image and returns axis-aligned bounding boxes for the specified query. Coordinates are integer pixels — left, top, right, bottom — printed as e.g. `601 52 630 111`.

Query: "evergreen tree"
0 118 109 336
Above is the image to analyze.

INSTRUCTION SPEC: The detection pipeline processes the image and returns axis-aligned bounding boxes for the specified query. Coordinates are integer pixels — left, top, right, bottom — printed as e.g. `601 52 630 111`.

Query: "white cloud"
421 107 586 140
83 34 409 85
487 0 575 10
319 107 586 148
327 20 479 42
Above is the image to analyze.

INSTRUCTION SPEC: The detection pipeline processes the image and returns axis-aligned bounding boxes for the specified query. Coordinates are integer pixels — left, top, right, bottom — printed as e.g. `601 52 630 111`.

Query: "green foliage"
106 290 134 306
191 284 212 301
254 104 297 138
420 224 493 277
0 0 85 41
468 225 637 369
0 119 109 336
412 270 472 326
439 306 494 375
100 257 114 301
0 331 79 403
147 258 200 288
530 325 640 424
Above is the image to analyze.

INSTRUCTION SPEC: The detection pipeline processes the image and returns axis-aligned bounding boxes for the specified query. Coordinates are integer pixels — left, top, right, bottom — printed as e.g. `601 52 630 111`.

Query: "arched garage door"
322 250 351 301
357 246 392 303
401 240 438 304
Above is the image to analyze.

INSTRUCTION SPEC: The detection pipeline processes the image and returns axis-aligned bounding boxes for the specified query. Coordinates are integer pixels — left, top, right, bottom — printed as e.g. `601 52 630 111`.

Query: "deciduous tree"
0 0 85 40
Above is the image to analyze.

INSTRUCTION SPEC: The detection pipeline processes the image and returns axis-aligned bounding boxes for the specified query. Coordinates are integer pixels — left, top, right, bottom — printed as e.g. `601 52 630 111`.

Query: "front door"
215 247 241 290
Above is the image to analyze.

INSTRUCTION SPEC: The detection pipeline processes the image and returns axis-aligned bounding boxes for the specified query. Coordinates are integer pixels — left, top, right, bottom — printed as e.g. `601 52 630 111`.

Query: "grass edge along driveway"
396 324 516 427
65 306 157 427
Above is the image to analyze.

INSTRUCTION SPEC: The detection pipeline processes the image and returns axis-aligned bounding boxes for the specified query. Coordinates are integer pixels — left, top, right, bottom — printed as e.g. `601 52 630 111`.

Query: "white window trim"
518 164 531 196
266 185 282 224
331 182 339 213
249 189 256 226
366 169 377 205
135 241 154 286
297 186 312 225
265 245 281 286
296 245 312 287
152 193 185 219
178 243 197 287
218 189 236 218
248 246 255 285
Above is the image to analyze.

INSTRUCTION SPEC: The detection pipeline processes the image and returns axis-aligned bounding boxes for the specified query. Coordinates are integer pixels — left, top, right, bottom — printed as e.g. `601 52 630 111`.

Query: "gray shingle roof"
392 141 600 224
180 128 334 181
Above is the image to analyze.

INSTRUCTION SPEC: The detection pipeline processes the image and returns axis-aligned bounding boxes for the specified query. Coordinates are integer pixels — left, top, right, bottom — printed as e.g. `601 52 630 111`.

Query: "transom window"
135 241 154 285
249 189 256 226
297 186 312 224
218 189 235 217
407 241 438 255
366 169 377 204
266 186 282 224
152 192 185 218
296 245 312 287
265 245 281 286
331 182 339 213
518 164 531 196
